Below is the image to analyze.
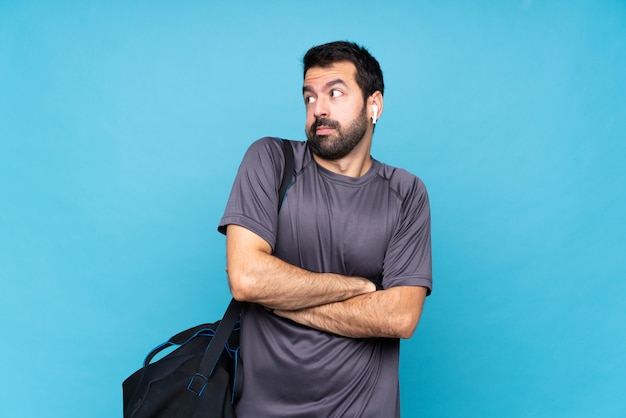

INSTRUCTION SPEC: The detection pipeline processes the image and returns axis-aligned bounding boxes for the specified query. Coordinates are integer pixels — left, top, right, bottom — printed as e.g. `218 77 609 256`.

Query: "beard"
306 105 369 160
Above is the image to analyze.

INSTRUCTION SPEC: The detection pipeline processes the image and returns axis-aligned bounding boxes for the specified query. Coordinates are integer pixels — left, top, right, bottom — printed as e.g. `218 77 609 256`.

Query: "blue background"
2 1 625 417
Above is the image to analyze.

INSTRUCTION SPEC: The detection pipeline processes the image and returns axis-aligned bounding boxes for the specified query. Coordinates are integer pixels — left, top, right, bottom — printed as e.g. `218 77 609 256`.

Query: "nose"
313 97 329 119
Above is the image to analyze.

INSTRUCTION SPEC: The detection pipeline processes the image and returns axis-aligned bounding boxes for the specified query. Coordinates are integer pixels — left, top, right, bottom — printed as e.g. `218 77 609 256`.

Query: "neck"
312 136 373 178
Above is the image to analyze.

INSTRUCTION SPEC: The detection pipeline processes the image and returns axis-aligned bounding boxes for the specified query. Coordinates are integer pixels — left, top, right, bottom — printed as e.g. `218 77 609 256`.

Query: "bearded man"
218 40 432 417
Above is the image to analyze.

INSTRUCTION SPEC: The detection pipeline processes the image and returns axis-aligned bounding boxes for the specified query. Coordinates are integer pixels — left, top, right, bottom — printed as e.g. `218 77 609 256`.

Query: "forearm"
226 225 375 310
274 286 427 339
229 250 375 310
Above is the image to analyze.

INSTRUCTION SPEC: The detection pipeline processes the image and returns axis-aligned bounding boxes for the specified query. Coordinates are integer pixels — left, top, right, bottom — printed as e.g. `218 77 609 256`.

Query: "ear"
368 91 384 125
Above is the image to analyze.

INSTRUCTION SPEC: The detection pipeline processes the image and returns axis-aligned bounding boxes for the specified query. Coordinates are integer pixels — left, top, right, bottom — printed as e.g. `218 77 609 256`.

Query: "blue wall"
1 1 625 417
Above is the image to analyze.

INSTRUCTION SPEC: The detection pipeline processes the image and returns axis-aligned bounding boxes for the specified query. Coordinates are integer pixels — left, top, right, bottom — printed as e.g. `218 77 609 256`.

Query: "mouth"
315 126 335 135
312 118 339 136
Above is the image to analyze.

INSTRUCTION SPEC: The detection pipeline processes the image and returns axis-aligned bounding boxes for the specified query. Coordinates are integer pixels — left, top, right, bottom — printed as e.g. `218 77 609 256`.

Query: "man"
218 41 432 417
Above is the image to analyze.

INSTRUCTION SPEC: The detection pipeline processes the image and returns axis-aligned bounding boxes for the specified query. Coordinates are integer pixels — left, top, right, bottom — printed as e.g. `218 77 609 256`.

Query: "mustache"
310 118 340 134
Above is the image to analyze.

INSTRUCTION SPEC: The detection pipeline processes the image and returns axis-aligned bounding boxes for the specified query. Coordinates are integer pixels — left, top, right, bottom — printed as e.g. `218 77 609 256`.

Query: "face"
303 62 369 160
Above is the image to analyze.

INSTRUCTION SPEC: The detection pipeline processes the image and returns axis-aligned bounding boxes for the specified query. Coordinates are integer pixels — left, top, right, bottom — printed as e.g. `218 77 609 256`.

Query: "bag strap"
277 138 294 211
197 298 245 378
197 138 295 380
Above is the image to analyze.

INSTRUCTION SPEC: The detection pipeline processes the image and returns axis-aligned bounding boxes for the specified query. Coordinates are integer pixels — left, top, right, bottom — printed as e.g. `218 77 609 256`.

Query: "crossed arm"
225 224 427 339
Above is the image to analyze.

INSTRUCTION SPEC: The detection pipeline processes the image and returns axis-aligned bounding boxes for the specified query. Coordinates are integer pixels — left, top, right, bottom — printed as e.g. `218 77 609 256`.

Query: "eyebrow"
302 78 349 95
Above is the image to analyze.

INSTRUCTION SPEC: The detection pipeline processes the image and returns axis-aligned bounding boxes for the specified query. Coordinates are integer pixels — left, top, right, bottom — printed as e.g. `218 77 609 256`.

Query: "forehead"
303 61 358 90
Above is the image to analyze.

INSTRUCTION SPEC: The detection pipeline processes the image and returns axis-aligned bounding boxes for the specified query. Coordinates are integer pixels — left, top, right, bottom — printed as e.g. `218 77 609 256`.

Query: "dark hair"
303 41 384 99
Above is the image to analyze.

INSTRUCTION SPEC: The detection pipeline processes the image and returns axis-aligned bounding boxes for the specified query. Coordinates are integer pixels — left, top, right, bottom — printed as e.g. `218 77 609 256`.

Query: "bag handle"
143 324 222 366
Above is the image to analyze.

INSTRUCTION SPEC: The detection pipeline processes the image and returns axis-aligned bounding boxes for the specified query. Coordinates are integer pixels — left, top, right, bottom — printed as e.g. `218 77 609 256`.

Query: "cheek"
305 111 316 127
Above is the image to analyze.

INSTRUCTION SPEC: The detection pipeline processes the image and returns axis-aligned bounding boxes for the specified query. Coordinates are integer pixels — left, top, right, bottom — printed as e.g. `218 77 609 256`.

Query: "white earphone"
372 104 378 124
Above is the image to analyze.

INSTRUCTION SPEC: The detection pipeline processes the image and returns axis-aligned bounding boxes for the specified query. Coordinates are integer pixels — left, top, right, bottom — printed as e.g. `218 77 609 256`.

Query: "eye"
304 96 316 104
330 89 343 98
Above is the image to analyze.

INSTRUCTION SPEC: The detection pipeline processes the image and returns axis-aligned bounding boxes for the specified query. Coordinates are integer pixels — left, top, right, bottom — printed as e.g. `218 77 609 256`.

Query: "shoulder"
238 137 291 178
374 161 429 203
245 137 309 169
243 137 284 164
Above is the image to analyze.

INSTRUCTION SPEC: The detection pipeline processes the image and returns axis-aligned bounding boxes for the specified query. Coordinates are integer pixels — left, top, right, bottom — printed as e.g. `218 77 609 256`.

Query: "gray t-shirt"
219 137 432 417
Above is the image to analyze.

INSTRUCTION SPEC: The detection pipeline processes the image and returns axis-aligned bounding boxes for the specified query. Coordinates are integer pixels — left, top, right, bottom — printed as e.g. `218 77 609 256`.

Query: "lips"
316 126 335 135
311 118 339 136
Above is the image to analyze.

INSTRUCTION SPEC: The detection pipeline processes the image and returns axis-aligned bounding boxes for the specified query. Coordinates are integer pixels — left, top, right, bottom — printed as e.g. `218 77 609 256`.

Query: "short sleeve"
218 137 285 250
382 176 432 294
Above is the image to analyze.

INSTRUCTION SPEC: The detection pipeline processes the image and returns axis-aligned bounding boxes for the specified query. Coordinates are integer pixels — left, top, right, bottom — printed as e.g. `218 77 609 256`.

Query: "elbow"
229 286 248 303
398 325 417 340
386 286 426 339
227 267 255 302
396 312 420 339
